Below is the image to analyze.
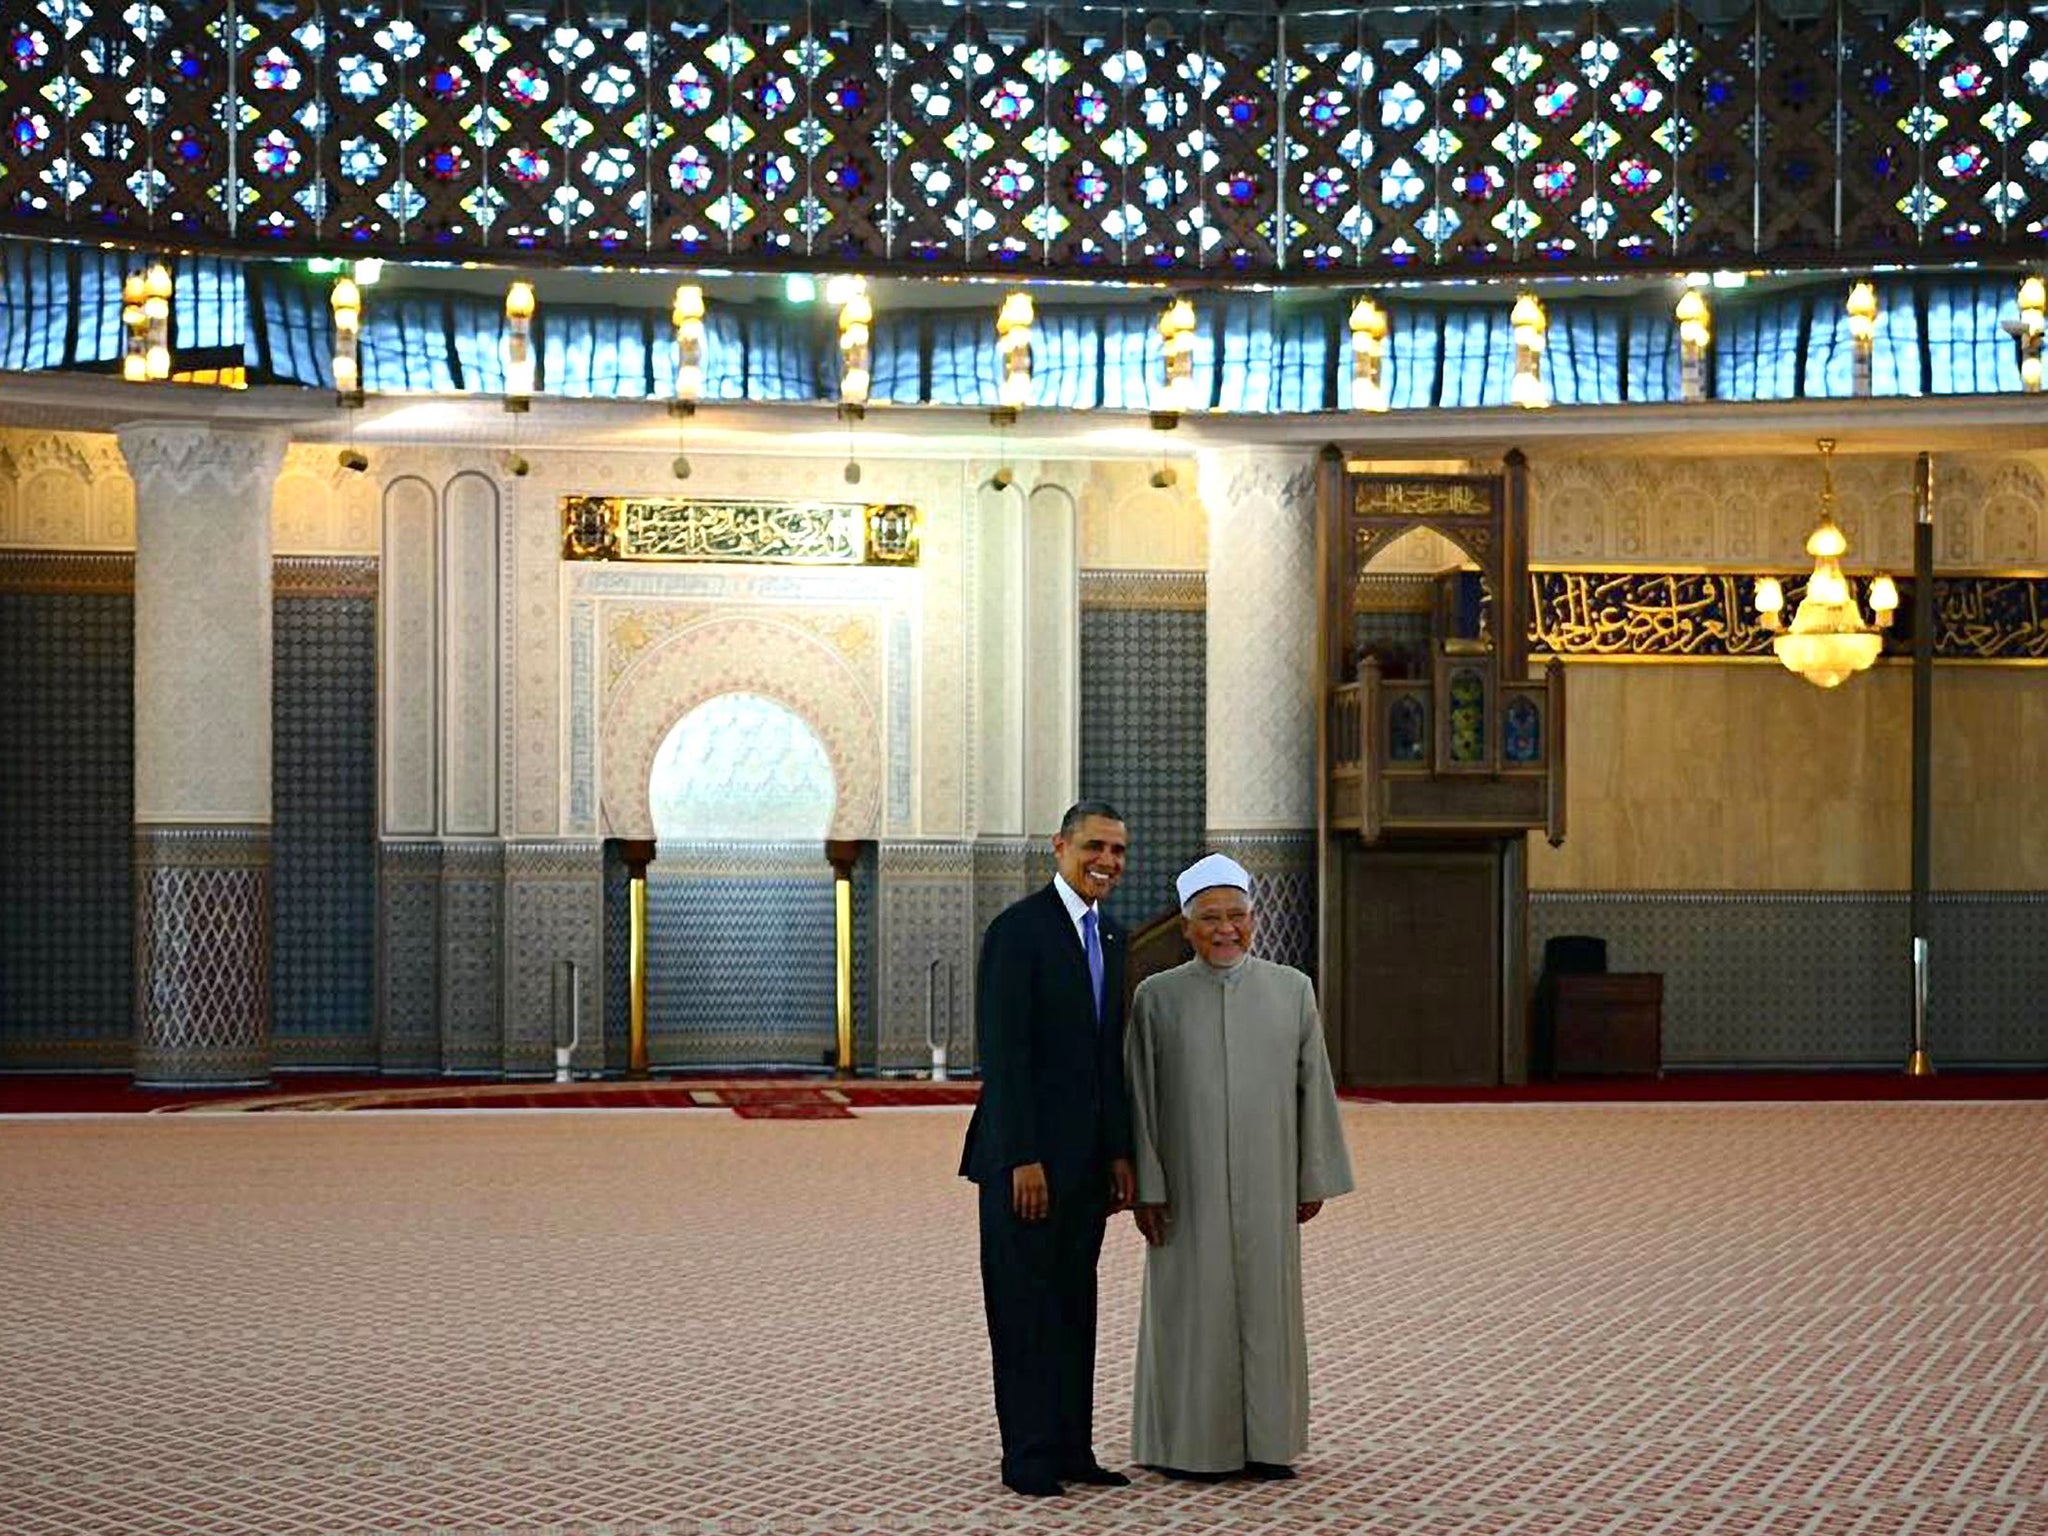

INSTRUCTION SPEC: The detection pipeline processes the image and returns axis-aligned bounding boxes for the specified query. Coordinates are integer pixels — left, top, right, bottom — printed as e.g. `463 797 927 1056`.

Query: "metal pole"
1907 453 1935 1077
621 839 656 1079
826 840 863 1077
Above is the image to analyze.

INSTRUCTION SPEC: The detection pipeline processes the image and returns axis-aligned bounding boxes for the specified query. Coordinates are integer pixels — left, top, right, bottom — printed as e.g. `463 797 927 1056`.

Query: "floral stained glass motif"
0 0 2038 276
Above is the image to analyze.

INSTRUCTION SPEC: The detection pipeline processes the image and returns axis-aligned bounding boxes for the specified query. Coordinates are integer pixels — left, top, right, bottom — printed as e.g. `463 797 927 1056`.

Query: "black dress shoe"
1243 1461 1296 1481
1148 1465 1232 1483
1060 1464 1132 1487
1002 1474 1065 1497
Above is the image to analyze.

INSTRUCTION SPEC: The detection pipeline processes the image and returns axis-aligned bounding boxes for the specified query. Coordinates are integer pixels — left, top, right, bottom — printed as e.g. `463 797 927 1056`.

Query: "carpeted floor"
5 1070 2047 1116
3 1103 2045 1535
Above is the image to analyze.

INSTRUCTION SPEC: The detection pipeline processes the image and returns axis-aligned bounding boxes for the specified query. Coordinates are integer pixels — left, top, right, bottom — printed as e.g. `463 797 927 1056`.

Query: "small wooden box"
1552 973 1663 1077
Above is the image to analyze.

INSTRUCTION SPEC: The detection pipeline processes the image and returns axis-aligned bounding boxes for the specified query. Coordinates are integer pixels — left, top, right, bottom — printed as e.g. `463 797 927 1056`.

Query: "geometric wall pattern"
0 557 378 1074
1079 576 1206 931
644 843 838 1070
131 824 271 1086
874 840 975 1075
1531 892 2048 1067
0 574 132 1069
601 841 871 1072
272 572 377 1067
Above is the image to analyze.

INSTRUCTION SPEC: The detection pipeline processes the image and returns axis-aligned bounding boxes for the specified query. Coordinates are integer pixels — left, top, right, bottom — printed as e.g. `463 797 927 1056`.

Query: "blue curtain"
1 239 2030 408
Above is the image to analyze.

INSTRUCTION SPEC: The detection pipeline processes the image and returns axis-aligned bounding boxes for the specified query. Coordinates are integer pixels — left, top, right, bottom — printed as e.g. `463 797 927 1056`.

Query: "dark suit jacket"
959 883 1133 1192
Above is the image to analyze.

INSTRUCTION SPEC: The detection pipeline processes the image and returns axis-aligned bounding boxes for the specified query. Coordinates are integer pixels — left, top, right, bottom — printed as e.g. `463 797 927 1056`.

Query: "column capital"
117 421 287 499
1195 446 1321 520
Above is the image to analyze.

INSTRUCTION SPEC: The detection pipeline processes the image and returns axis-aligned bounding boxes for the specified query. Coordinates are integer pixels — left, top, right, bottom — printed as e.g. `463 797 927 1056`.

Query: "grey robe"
1125 955 1355 1472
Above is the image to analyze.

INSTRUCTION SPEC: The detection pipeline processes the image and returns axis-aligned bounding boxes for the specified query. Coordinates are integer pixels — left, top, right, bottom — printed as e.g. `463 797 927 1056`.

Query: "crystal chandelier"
1754 439 1897 688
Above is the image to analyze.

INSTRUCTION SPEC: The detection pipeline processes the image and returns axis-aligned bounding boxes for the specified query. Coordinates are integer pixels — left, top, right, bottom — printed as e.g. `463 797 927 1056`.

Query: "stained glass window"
0 1 2040 282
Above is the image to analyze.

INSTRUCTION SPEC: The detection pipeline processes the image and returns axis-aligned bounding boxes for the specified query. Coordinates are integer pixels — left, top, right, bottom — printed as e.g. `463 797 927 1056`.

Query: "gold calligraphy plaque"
560 497 920 566
1353 481 1490 520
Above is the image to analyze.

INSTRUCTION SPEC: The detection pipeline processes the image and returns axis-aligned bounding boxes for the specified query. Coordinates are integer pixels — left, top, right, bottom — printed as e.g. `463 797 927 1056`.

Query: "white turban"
1175 853 1252 908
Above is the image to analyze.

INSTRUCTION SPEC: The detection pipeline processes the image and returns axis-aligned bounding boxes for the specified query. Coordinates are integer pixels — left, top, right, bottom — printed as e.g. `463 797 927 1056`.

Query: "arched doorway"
642 694 842 1070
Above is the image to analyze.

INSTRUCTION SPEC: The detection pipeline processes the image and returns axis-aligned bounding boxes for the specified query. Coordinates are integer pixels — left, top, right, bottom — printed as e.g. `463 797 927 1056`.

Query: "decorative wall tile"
133 825 271 1086
644 842 837 1069
1079 593 1206 930
602 845 631 1073
501 841 603 1076
437 841 504 1073
272 587 377 1067
877 841 976 1074
1527 453 2048 572
0 579 132 1070
852 842 878 1069
1530 892 2048 1067
377 841 443 1073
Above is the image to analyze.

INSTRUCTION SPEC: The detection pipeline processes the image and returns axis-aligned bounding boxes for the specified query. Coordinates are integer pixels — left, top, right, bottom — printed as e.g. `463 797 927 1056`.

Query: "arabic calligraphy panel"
1528 572 2048 663
559 497 921 567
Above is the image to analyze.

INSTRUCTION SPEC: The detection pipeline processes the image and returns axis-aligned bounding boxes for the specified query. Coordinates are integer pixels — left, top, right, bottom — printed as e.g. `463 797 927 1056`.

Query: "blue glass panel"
1806 285 1921 398
1388 694 1427 763
365 295 462 393
1212 293 1276 414
1447 667 1487 764
1546 304 1625 406
1386 306 1442 411
1438 306 1513 408
1627 309 1680 402
1717 293 1803 402
1503 694 1542 765
1926 277 2023 395
925 312 999 407
1276 304 1335 414
0 241 75 370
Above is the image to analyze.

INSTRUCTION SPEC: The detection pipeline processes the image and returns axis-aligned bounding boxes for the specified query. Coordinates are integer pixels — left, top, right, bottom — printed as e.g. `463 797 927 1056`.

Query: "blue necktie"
1082 908 1104 1023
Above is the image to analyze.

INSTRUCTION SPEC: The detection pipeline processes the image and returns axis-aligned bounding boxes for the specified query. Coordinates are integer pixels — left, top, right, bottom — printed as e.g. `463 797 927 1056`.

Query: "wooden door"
1336 843 1503 1086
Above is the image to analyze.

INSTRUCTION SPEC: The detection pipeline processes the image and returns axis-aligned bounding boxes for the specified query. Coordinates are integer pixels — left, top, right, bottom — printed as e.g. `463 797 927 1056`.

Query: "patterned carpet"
3 1104 2045 1536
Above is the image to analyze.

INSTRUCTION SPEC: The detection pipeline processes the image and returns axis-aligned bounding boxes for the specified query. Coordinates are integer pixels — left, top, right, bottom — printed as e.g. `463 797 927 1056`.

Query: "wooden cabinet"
1552 973 1663 1077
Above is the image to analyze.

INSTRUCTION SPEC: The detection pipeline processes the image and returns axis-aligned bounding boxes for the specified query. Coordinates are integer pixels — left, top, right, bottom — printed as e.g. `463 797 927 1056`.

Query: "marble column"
1196 447 1321 976
121 423 287 1086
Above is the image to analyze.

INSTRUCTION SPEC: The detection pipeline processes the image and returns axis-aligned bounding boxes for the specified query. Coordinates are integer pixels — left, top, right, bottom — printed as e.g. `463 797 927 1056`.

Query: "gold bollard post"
620 839 656 1079
826 840 862 1077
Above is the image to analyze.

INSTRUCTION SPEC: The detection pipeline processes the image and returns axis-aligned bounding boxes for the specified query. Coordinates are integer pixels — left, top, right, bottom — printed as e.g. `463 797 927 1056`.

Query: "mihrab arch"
599 614 883 841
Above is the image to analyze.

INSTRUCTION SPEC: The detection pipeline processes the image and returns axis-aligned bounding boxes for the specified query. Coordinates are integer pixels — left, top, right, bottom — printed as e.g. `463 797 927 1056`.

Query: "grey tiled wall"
1531 892 2048 1067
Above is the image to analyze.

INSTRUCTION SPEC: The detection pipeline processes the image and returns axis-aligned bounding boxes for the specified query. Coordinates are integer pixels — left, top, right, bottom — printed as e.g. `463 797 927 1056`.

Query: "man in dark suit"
960 800 1137 1497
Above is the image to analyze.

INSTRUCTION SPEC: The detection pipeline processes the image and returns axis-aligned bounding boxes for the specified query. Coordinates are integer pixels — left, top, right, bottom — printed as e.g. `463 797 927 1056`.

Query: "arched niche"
600 615 881 840
1353 524 1482 680
649 693 836 841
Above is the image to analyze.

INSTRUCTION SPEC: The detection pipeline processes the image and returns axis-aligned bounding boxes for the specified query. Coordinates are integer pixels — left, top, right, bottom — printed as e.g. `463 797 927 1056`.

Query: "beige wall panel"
1528 450 2048 571
1073 458 1204 570
1023 482 1078 835
1528 663 2048 891
380 475 439 837
268 444 380 555
442 471 500 836
975 481 1024 836
1929 670 2048 889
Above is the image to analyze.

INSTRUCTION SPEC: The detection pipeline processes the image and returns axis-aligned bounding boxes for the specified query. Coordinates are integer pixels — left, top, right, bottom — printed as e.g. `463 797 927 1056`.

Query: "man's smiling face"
1053 815 1127 905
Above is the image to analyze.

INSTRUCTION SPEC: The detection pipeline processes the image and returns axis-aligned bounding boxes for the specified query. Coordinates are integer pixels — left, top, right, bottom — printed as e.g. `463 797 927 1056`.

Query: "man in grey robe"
1125 852 1355 1481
